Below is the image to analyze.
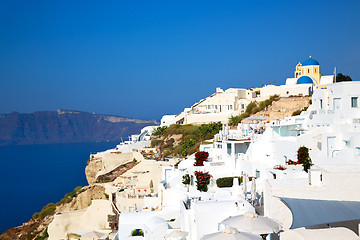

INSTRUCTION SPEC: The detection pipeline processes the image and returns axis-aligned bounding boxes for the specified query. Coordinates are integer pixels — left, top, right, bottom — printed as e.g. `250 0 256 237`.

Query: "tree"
336 73 352 82
297 146 312 173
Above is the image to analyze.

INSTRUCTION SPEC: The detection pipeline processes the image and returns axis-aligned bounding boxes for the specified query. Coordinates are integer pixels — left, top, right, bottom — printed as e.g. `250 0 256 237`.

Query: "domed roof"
297 76 315 84
301 57 319 66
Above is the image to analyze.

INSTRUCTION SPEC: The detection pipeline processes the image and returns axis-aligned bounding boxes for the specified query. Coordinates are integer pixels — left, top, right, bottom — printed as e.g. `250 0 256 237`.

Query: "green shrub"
34 228 49 240
32 212 40 219
181 139 197 156
216 177 242 188
196 122 222 139
182 174 190 185
39 203 56 219
60 186 83 204
245 102 257 114
152 123 222 157
97 176 111 183
216 176 256 188
292 106 309 116
251 106 260 114
150 139 163 147
292 109 302 116
131 229 144 236
153 126 167 136
229 112 250 126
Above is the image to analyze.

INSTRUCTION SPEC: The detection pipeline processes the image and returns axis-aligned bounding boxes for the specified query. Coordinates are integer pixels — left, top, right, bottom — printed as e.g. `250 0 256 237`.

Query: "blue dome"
301 58 319 66
297 76 314 84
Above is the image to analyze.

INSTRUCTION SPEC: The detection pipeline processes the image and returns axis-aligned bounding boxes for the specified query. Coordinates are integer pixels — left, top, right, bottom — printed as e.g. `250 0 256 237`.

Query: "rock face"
85 151 145 184
57 185 107 212
252 96 311 121
0 109 159 145
0 185 107 240
85 156 105 185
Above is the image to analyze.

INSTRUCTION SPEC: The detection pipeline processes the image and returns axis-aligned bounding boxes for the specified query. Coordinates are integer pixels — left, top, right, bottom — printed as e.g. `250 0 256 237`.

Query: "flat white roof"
317 164 360 173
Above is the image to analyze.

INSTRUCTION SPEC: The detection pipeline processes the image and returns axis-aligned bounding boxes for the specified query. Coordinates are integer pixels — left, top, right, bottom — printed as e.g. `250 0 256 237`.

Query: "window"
315 68 317 73
308 69 310 73
230 105 233 110
351 97 358 108
256 170 260 178
356 147 360 155
319 99 323 109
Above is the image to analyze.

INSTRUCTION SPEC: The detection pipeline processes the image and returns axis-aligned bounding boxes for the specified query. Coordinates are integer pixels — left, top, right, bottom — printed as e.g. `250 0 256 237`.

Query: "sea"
0 142 118 234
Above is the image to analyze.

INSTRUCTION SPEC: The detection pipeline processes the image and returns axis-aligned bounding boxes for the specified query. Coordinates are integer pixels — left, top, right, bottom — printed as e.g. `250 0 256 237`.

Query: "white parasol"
222 212 282 235
201 227 262 240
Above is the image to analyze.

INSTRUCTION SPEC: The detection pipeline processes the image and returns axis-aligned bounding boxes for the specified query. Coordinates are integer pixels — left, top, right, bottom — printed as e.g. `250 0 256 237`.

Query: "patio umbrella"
222 212 282 235
201 227 262 240
80 230 106 239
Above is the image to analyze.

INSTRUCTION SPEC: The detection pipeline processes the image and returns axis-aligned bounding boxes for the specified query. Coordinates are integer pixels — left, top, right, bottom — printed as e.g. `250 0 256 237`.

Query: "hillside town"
41 57 360 240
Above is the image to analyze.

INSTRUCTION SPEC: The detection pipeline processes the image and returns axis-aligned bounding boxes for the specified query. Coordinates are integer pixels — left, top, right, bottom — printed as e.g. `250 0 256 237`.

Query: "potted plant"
297 146 312 172
193 151 209 166
194 171 211 192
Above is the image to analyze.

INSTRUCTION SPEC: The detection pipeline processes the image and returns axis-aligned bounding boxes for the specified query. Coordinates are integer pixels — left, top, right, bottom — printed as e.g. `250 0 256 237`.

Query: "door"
333 98 341 110
327 136 336 157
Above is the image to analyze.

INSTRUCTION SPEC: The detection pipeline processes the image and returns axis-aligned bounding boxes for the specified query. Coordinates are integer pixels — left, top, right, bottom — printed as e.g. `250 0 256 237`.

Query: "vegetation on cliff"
151 122 222 157
0 185 106 240
229 95 279 126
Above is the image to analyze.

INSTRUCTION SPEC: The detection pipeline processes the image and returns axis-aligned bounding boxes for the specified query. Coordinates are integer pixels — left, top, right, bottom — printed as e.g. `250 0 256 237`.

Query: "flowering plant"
297 146 312 172
194 151 209 166
285 159 298 165
274 165 287 170
194 171 211 192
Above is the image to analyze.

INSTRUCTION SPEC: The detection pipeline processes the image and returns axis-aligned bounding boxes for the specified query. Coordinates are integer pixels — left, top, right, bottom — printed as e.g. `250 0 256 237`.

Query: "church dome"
297 76 315 84
301 57 319 66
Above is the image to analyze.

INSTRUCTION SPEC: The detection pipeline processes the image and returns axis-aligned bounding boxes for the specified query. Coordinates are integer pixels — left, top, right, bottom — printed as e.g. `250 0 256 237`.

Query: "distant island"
0 109 159 145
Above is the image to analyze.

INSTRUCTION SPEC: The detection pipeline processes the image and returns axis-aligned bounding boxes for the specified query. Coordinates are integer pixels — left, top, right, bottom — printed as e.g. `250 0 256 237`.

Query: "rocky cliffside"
0 185 107 240
0 109 159 145
254 96 311 120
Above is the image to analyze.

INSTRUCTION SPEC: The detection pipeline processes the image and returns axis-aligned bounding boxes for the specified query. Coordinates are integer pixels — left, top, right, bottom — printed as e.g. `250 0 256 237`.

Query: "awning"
280 197 360 229
280 227 360 240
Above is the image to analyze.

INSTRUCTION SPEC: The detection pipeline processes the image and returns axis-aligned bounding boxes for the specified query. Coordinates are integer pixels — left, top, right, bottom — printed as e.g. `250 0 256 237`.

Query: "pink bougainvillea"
193 151 209 166
194 171 211 192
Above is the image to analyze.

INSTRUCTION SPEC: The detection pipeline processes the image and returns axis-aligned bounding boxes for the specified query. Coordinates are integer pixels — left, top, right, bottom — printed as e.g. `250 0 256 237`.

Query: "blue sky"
0 0 359 120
